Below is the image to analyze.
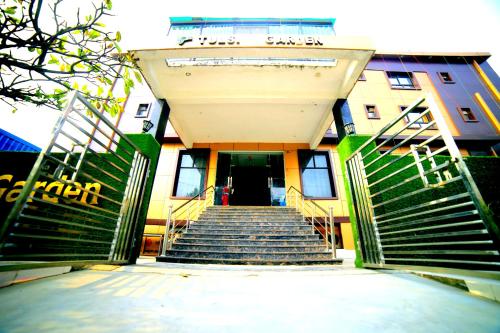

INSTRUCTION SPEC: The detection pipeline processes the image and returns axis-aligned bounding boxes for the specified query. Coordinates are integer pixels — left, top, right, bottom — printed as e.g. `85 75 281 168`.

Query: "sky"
109 0 500 71
2 0 499 146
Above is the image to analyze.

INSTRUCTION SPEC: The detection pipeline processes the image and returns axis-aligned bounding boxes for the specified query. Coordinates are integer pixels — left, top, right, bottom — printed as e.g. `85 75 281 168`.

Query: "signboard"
0 152 102 222
178 35 323 47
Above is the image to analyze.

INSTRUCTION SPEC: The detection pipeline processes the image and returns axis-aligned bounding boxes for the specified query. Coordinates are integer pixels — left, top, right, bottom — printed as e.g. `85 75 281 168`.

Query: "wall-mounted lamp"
142 120 154 133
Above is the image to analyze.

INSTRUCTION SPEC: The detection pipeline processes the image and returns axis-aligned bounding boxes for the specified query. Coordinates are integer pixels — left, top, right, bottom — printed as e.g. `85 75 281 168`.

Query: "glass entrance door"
268 153 286 206
215 152 285 206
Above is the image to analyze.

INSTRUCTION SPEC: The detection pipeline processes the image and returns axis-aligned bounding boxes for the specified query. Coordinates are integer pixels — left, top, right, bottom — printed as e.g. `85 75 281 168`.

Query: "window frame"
386 71 420 90
298 150 337 200
364 104 380 120
357 71 366 81
437 71 455 84
399 105 437 130
171 149 210 199
135 103 151 118
457 106 478 123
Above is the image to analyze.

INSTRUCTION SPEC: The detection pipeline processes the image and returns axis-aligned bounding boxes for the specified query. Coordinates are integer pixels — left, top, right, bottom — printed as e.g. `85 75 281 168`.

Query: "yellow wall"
341 223 354 249
348 70 459 136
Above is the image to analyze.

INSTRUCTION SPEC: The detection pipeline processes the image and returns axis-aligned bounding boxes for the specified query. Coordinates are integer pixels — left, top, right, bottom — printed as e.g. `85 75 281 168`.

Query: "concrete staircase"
156 206 343 265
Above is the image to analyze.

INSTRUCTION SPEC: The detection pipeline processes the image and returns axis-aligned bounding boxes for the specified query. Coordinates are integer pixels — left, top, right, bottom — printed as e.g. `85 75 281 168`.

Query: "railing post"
312 205 316 235
294 192 298 210
329 206 336 259
161 205 173 255
324 209 328 250
302 196 305 223
204 193 207 210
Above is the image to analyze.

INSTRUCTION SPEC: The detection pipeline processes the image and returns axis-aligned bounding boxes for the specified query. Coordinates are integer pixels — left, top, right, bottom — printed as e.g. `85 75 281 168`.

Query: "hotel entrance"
215 152 285 206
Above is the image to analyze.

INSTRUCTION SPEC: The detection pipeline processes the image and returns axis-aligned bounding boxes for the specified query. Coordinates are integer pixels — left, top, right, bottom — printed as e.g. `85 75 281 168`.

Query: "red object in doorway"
222 185 230 206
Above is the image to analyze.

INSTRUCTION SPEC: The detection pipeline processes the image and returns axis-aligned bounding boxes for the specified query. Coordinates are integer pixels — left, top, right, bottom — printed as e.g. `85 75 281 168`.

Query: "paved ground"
0 258 499 333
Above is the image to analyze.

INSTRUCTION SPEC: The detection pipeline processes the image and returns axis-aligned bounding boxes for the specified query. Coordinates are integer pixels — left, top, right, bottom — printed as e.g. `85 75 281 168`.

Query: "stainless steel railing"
160 186 215 254
345 93 500 272
286 186 336 258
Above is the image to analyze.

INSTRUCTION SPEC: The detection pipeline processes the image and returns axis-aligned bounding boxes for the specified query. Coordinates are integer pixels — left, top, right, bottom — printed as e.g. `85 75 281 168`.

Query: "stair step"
188 226 311 232
157 256 342 265
181 233 320 240
200 215 302 219
164 249 333 260
177 238 323 246
194 222 310 227
173 243 326 253
158 206 334 266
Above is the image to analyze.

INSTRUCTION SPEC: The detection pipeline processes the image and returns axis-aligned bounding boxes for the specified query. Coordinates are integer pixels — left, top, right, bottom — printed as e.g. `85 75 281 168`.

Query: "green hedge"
337 135 374 268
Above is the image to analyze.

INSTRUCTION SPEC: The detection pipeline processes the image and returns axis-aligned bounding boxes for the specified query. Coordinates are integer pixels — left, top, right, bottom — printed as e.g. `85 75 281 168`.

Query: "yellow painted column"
474 92 500 134
473 60 500 102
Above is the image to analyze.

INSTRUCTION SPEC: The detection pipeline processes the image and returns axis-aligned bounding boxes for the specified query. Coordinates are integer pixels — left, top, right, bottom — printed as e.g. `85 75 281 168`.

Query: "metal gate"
346 94 500 274
0 92 150 266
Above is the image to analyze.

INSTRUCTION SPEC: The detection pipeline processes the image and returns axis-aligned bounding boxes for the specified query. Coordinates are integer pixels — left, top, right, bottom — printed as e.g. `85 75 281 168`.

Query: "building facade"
114 17 500 255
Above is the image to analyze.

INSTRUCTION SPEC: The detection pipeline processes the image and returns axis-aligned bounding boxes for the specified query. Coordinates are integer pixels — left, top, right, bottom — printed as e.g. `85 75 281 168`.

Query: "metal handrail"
161 185 215 255
286 186 336 258
171 185 215 216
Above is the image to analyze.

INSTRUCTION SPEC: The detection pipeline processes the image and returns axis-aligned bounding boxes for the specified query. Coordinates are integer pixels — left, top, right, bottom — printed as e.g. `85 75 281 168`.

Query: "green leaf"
134 71 143 83
48 55 59 65
88 30 100 39
11 108 17 113
97 86 104 95
5 6 17 15
124 84 130 95
105 0 112 10
115 31 121 42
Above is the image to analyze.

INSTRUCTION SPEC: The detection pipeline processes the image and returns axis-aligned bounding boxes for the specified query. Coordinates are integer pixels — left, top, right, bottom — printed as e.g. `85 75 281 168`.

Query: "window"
234 25 269 34
170 25 201 36
172 150 209 197
468 149 492 156
438 72 455 83
400 106 435 129
364 104 380 119
457 107 478 122
387 71 418 89
136 103 151 118
298 150 336 198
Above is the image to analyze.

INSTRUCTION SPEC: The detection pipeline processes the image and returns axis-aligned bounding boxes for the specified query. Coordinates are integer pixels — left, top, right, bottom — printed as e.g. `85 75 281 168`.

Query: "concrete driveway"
0 259 499 333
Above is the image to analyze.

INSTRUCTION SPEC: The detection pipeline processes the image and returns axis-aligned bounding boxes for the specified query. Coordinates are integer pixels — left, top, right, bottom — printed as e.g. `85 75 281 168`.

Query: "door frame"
215 150 286 206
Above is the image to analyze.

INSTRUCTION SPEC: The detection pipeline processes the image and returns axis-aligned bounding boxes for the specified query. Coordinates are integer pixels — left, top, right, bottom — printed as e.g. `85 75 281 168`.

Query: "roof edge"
169 17 336 26
374 51 491 59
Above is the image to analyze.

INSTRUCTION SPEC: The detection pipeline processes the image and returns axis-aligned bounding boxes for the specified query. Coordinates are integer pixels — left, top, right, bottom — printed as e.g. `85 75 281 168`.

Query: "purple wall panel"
366 57 499 139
